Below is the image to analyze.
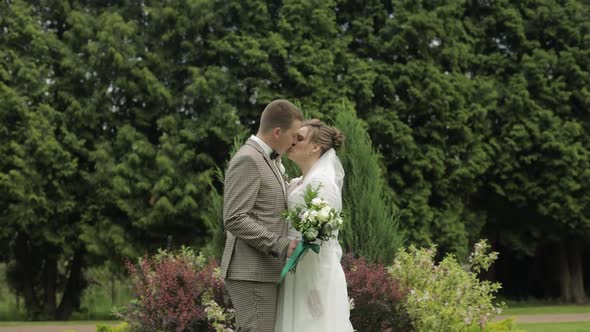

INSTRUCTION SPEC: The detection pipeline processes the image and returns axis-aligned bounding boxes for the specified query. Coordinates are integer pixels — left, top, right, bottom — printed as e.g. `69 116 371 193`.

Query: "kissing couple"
220 100 354 331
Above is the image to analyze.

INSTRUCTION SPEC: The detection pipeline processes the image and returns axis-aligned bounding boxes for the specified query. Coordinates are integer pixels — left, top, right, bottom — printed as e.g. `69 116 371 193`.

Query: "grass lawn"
504 305 590 316
0 263 133 321
517 321 590 331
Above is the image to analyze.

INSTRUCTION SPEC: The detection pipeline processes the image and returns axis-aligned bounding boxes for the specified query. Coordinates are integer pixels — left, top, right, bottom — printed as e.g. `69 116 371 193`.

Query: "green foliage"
464 0 590 301
472 0 590 248
482 319 523 332
390 240 504 331
1 0 590 316
115 247 234 332
96 322 130 332
0 0 89 319
1 0 244 319
200 170 227 260
283 184 344 242
334 101 405 264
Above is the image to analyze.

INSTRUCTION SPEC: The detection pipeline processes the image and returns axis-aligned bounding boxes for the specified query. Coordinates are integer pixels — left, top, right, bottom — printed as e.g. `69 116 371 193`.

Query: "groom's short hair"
259 99 303 133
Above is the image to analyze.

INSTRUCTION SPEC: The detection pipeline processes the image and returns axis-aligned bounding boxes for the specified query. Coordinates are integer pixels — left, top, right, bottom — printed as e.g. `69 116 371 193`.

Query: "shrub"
341 253 412 331
114 247 234 332
390 240 504 331
96 322 130 332
334 100 405 265
482 318 524 332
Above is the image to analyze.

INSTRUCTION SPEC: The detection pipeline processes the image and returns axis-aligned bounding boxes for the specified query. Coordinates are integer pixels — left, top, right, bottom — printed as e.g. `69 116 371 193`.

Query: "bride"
275 119 354 332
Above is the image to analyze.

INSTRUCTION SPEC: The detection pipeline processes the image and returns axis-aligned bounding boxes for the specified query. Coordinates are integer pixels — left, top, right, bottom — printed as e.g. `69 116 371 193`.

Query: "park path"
1 314 590 331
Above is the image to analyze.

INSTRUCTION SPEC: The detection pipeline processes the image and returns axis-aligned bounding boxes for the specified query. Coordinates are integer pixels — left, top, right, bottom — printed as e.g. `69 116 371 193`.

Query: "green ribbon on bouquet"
279 240 320 284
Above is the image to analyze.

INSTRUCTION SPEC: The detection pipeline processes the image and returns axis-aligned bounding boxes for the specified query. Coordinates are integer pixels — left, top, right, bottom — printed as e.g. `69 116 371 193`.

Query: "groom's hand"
286 239 299 258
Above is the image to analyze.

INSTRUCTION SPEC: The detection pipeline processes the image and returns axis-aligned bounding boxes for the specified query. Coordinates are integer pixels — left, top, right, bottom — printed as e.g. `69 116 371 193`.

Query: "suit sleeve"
223 153 290 260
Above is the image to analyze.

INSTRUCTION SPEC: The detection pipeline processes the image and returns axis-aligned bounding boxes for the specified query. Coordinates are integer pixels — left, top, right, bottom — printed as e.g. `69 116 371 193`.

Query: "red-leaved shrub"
115 248 231 332
342 253 412 332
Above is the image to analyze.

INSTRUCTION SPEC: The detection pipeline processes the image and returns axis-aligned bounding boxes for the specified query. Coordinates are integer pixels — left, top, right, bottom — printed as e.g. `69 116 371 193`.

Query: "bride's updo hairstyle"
302 119 345 155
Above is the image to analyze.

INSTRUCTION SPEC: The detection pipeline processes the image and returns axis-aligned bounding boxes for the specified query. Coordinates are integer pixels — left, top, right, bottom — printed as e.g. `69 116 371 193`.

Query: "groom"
221 99 302 331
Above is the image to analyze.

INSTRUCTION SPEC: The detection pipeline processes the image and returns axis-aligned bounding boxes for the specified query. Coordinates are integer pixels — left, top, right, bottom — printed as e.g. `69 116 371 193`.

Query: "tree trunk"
55 248 86 320
14 233 42 318
558 240 587 303
559 241 572 302
43 254 58 317
568 240 587 304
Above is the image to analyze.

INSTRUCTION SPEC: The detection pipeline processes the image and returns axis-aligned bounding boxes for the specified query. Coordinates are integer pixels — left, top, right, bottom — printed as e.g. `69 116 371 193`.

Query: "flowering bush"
341 254 412 331
389 240 504 331
114 242 504 332
114 247 234 332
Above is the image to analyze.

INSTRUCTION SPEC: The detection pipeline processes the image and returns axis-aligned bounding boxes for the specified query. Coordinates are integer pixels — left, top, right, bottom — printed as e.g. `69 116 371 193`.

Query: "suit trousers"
225 279 279 332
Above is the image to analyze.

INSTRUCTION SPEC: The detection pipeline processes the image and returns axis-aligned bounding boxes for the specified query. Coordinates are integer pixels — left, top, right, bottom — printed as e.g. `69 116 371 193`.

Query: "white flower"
321 220 338 235
309 210 319 219
311 197 323 206
318 206 331 221
302 210 310 221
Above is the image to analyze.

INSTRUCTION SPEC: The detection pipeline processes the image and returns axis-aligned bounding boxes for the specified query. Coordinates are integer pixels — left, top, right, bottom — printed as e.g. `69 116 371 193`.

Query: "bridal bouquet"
284 184 343 242
280 184 343 282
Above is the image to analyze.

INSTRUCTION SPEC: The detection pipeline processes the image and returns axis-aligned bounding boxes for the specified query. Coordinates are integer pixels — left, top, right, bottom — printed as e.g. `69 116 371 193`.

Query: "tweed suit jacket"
220 138 291 283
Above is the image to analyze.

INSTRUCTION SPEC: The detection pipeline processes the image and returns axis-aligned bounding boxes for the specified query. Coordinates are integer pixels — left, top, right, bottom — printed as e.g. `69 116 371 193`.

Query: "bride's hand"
286 239 299 258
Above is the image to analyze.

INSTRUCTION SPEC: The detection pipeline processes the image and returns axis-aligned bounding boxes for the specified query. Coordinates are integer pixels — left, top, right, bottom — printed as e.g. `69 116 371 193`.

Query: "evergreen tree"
0 0 88 319
336 0 497 258
334 100 405 264
467 0 590 302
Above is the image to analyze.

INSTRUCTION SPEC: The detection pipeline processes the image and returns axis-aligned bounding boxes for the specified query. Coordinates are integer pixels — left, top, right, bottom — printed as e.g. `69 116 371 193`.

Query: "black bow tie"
270 151 279 160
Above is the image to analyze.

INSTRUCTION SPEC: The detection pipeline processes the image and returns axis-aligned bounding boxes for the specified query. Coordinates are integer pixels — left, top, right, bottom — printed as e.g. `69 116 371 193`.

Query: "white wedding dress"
275 149 354 332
